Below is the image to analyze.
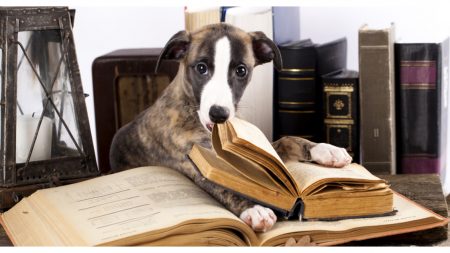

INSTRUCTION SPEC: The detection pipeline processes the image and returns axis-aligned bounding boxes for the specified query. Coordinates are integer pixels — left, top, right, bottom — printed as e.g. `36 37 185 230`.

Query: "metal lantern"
0 7 99 209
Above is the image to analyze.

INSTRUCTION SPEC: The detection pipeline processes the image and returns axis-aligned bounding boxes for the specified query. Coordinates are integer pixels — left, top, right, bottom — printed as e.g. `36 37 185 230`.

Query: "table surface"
0 174 449 246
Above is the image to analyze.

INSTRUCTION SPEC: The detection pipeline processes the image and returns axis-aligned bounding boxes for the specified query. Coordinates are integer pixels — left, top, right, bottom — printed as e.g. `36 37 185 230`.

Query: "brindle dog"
110 23 352 232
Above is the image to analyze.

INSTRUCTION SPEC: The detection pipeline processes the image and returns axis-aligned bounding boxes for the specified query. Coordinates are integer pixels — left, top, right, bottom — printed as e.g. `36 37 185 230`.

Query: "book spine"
322 72 359 162
358 25 396 174
274 46 319 141
395 43 441 174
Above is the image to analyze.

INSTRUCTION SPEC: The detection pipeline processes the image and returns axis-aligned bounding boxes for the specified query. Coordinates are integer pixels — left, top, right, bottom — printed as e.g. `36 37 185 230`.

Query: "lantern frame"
0 7 98 208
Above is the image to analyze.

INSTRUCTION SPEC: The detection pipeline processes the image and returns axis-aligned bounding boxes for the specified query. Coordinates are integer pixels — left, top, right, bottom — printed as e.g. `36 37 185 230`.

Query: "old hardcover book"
189 117 393 220
1 166 448 246
358 24 396 174
184 7 221 32
395 38 450 174
273 38 347 142
274 39 317 140
322 69 359 162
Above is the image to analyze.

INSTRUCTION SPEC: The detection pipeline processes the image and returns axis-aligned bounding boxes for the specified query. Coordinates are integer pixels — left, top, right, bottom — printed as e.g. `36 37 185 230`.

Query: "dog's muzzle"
207 105 230 131
209 105 230 123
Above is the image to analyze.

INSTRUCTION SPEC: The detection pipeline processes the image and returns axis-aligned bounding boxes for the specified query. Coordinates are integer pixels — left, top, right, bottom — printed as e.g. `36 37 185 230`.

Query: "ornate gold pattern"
333 99 345 111
325 92 352 118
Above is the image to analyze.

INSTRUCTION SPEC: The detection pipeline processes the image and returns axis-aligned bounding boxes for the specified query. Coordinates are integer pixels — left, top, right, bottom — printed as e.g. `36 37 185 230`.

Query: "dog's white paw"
310 143 352 167
240 205 277 232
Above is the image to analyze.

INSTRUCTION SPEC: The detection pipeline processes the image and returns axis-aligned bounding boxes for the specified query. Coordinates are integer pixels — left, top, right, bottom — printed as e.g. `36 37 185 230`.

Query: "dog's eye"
235 65 247 77
195 62 208 75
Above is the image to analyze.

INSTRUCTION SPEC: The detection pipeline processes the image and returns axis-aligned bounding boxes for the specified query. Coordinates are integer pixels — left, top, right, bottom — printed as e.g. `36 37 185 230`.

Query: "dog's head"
156 23 282 131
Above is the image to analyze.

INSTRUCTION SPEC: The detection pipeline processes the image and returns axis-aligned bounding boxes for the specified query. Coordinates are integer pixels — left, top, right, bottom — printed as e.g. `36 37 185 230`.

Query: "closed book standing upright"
274 38 347 142
322 70 359 162
184 7 220 32
395 38 449 174
274 40 317 141
358 24 396 174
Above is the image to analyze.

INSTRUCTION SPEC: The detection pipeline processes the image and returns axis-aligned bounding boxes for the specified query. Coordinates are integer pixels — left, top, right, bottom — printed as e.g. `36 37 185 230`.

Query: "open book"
0 166 448 246
189 117 394 220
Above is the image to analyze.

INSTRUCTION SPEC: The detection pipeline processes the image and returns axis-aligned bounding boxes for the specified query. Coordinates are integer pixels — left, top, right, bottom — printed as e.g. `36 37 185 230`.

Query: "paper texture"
5 166 251 246
258 193 444 245
285 161 384 194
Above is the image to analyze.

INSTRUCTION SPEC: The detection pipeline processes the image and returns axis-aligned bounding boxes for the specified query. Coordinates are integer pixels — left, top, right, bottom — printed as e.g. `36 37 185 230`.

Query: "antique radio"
92 48 179 173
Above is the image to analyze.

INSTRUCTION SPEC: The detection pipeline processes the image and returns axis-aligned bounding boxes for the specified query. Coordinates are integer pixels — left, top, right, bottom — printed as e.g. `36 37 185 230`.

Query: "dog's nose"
209 105 230 123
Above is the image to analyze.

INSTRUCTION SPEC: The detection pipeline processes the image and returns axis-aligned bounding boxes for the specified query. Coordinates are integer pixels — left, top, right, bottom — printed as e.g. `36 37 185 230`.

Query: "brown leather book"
358 24 396 174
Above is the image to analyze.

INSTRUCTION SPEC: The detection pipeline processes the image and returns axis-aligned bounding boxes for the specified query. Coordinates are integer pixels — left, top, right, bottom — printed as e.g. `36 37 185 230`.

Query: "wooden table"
0 174 448 246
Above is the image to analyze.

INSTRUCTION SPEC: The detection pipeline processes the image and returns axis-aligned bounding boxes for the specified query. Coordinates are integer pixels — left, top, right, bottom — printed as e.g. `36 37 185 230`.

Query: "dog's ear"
249 31 283 71
155 30 191 74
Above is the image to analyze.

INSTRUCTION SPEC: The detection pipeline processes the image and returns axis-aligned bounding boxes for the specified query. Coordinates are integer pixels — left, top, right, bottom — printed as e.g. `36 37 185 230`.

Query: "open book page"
285 161 386 195
212 128 290 195
190 145 297 211
1 199 77 245
257 193 448 246
219 119 298 195
227 117 284 167
19 166 256 246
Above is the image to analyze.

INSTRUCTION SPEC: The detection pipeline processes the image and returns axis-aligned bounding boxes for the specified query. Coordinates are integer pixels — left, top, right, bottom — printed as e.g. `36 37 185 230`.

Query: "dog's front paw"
240 205 277 232
310 143 352 167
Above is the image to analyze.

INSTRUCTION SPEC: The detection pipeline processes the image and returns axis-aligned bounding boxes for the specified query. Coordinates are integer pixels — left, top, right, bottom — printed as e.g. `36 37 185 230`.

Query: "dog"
110 23 352 232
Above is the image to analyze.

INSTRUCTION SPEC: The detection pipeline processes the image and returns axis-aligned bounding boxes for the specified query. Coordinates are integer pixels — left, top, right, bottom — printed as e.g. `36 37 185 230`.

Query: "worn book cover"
274 38 347 142
358 23 396 174
322 69 359 162
395 38 449 174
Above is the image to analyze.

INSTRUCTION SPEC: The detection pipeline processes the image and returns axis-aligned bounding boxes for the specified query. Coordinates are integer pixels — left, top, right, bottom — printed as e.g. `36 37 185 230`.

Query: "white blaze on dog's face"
157 24 282 132
198 37 235 131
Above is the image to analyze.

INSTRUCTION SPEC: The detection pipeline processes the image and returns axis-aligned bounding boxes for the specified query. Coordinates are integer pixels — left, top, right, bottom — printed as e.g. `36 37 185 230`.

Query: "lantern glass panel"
16 30 83 164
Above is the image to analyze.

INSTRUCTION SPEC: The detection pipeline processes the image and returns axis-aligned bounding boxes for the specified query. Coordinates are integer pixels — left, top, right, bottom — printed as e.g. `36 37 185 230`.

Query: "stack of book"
273 37 360 162
183 7 450 176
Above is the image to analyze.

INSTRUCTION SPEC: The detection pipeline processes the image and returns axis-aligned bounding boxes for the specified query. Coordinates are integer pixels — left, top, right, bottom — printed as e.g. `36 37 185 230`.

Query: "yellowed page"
218 119 298 195
257 193 447 245
285 161 385 195
1 199 81 246
227 117 284 166
7 166 255 246
212 127 290 194
190 145 296 211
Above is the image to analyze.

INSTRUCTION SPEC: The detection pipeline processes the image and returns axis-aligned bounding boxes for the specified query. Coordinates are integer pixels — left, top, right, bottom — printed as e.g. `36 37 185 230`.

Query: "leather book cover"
274 39 317 140
358 24 396 174
322 69 359 162
274 38 347 142
395 38 449 174
316 38 348 76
